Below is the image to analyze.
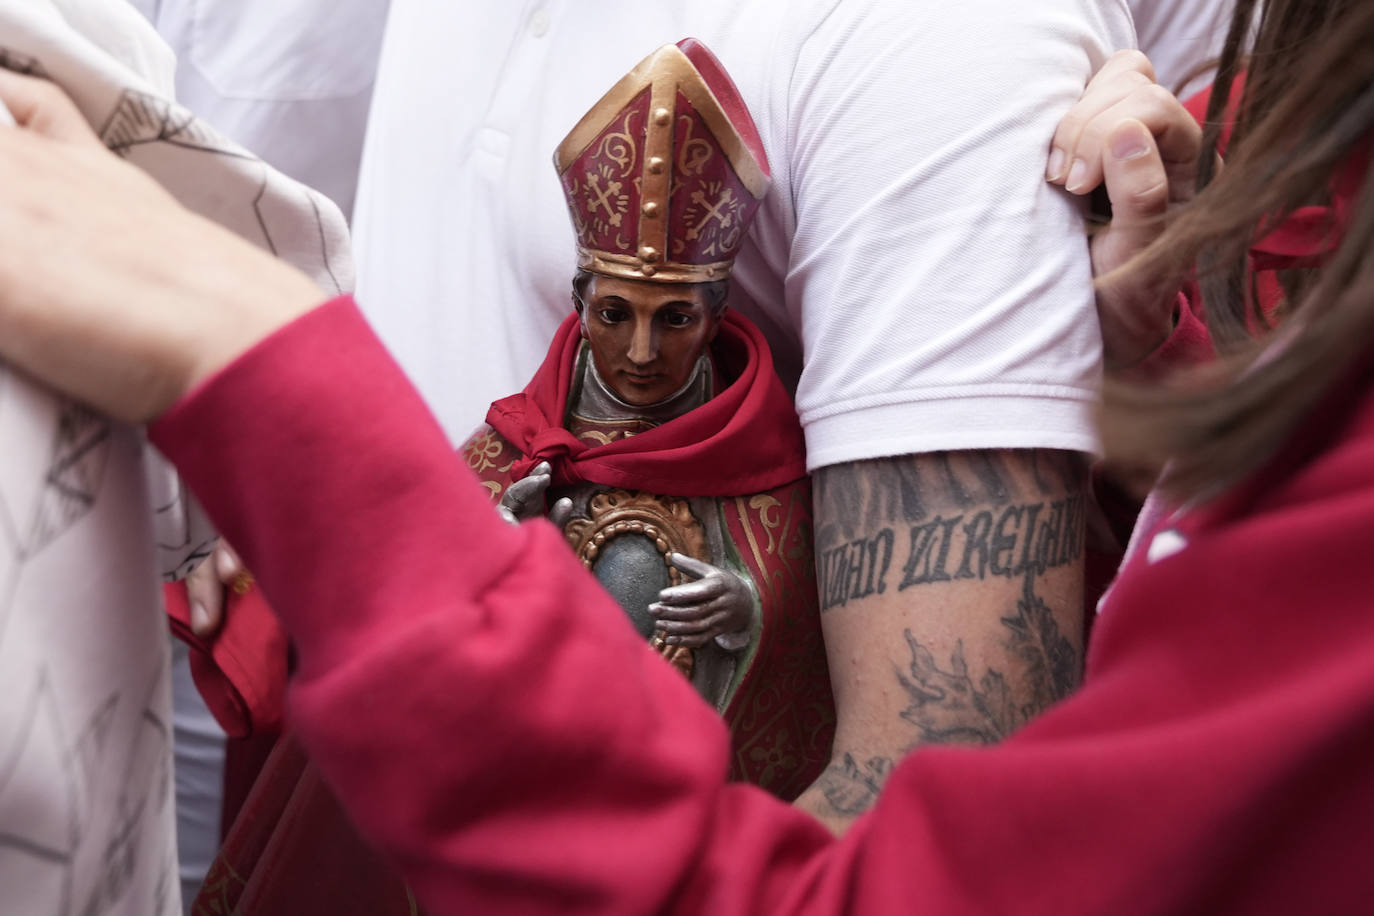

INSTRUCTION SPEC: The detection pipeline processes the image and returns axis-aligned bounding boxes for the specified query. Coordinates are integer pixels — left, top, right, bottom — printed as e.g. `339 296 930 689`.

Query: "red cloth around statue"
487 310 808 497
164 579 287 738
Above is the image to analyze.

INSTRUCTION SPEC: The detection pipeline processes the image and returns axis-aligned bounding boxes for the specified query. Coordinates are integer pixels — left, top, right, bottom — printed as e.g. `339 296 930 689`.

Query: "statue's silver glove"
649 552 756 651
498 460 572 528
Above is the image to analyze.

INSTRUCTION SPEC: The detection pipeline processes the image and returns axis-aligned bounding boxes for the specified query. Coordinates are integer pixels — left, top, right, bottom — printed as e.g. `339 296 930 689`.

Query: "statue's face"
577 275 723 406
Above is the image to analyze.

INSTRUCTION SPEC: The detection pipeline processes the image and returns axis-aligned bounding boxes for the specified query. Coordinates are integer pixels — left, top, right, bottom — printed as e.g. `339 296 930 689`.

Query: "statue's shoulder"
457 424 523 504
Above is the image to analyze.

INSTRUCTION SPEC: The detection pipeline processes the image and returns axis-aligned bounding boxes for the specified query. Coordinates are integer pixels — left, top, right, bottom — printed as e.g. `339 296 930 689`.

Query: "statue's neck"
572 346 713 425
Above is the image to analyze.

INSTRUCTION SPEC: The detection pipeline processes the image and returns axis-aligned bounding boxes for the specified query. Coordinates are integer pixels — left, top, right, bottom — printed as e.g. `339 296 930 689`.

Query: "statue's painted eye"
663 310 695 328
598 307 628 324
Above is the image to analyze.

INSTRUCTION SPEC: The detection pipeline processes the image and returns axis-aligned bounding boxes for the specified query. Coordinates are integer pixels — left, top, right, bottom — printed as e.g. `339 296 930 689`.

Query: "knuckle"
1114 49 1156 81
1074 121 1110 163
1126 179 1169 214
1136 82 1179 115
1078 118 1108 148
1053 114 1085 150
1118 69 1155 93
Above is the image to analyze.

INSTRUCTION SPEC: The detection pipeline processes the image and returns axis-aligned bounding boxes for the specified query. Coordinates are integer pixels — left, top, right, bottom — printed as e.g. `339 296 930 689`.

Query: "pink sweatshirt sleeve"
149 296 1374 916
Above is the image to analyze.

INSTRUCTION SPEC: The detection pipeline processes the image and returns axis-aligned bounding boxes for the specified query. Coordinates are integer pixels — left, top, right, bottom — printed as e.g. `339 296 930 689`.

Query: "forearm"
797 450 1087 831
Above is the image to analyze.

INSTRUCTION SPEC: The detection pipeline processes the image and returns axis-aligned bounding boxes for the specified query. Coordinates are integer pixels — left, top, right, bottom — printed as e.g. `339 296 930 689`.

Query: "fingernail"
191 600 209 633
1065 159 1088 192
1111 127 1150 161
1046 148 1066 181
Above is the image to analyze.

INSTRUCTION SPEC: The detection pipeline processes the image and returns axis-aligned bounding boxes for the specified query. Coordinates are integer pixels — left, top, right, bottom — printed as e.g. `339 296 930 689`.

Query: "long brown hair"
1101 0 1374 500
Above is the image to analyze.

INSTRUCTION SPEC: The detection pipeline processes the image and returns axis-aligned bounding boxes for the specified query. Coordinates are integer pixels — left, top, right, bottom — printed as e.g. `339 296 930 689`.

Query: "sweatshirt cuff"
148 295 525 673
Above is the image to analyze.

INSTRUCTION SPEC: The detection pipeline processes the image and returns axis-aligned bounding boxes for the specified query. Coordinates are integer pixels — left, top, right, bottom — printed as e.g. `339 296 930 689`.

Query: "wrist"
178 223 325 414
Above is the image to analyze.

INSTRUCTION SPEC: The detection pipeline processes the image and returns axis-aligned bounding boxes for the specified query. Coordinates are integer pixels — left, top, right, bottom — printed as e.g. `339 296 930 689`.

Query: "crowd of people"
0 0 1371 912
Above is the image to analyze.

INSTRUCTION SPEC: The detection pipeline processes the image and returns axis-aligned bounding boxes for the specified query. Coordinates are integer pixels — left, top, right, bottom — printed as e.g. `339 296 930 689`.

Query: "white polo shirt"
125 0 389 219
353 0 1134 469
1130 0 1234 96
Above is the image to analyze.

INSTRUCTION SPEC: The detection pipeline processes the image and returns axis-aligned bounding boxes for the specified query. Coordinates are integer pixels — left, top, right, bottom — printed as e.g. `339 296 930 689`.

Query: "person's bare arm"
795 448 1087 831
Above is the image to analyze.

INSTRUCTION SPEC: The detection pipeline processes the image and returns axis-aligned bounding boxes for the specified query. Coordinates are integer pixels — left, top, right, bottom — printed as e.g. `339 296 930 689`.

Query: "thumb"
1097 119 1169 270
0 69 100 145
667 552 714 580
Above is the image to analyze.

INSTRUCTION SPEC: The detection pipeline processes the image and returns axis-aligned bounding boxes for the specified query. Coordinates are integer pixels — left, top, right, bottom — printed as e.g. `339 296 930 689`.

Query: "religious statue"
461 39 834 796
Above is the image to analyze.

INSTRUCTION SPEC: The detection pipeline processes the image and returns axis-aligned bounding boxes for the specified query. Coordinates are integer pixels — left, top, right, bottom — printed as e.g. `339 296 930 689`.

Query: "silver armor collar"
574 347 714 424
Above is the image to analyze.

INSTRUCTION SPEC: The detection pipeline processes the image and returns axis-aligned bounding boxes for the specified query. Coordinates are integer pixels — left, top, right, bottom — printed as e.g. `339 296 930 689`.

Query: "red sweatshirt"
150 297 1374 915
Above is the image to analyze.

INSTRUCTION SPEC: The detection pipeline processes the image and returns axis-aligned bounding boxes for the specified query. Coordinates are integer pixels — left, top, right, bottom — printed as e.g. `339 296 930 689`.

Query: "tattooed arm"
794 448 1087 831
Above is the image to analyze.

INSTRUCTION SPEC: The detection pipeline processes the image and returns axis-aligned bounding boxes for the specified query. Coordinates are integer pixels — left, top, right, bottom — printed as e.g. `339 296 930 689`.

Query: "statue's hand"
497 461 572 527
650 553 755 651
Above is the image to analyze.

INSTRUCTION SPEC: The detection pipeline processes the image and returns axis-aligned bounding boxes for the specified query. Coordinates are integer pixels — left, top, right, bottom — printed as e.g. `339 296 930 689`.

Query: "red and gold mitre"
554 38 771 284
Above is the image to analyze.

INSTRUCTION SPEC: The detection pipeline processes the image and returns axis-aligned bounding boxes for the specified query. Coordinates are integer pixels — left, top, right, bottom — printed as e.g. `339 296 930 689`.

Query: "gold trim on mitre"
556 43 769 283
579 251 738 284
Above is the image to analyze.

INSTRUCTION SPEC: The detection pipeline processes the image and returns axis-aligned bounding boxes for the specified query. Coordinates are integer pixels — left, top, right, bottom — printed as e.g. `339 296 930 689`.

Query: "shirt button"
530 8 551 37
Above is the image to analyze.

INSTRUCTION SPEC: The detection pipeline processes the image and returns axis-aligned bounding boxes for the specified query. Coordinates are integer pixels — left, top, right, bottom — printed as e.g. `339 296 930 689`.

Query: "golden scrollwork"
675 113 715 177
578 429 620 447
464 429 515 478
748 494 783 555
578 250 735 284
597 107 642 178
564 489 709 679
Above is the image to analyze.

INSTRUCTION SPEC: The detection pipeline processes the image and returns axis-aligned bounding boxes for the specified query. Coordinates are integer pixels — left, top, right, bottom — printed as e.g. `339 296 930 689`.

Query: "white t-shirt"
1127 0 1234 97
353 0 1135 470
126 0 389 219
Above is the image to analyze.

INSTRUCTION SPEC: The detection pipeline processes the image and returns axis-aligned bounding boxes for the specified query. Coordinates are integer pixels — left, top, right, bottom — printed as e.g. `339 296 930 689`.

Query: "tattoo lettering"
898 514 961 588
818 529 894 611
904 494 1085 589
817 752 895 817
817 494 1085 608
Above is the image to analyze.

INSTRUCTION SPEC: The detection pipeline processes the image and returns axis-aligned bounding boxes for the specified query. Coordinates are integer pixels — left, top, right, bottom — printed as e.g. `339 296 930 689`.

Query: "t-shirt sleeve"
781 0 1134 469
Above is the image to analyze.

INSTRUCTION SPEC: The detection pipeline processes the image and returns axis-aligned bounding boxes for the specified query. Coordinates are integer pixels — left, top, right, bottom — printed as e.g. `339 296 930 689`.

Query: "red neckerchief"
486 311 808 497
